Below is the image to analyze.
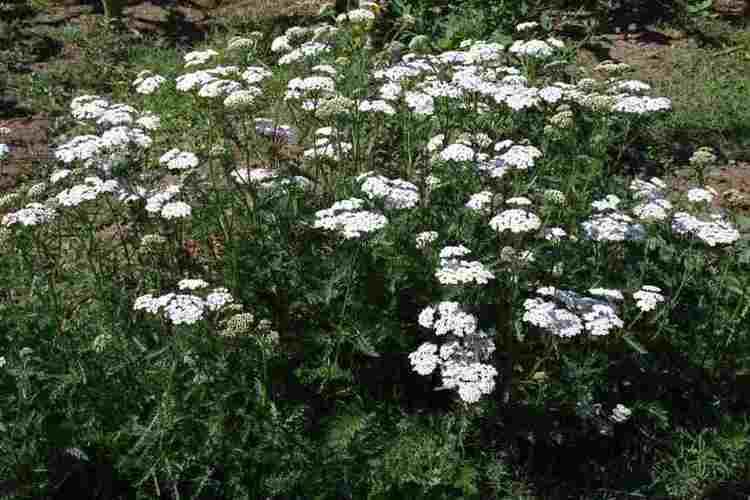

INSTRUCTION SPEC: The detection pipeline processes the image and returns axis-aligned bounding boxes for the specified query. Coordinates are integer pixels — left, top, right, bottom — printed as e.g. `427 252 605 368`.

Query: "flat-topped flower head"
418 301 477 337
133 73 166 95
313 198 388 239
159 149 199 171
161 201 192 220
582 212 645 242
687 187 717 204
466 191 493 213
359 173 419 209
671 212 740 246
184 49 218 67
633 285 665 312
415 230 439 249
490 209 541 234
2 202 57 227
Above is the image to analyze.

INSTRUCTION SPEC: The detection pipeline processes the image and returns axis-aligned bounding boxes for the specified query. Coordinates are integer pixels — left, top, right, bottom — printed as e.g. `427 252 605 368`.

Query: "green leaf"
352 330 380 358
623 334 648 354
687 0 713 13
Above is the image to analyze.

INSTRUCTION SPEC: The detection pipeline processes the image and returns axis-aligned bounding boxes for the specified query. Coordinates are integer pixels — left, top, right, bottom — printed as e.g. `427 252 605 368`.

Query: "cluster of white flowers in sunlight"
435 245 494 286
686 187 717 204
516 21 539 32
56 176 119 207
134 281 234 325
336 8 376 25
671 212 740 246
524 286 624 338
411 301 497 403
632 285 665 312
159 149 199 171
465 190 494 213
226 36 255 51
494 142 543 170
2 202 57 227
439 143 475 162
610 403 632 423
358 172 419 209
140 185 192 220
354 98 393 116
132 70 167 95
415 230 439 249
313 198 388 239
508 38 563 58
279 42 332 65
160 201 192 220
224 87 263 108
184 49 218 68
612 95 671 114
285 76 336 101
490 208 542 234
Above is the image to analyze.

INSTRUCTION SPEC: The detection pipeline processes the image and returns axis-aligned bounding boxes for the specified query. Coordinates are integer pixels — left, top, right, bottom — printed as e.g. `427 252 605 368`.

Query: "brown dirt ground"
577 27 750 216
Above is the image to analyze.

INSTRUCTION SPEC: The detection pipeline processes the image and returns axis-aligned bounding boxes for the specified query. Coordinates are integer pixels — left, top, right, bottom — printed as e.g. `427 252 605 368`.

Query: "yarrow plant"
2 10 749 498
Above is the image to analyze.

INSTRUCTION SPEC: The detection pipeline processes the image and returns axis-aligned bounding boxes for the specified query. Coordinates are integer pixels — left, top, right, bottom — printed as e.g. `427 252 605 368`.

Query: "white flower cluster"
70 95 110 120
610 80 651 94
313 198 388 239
56 176 119 207
610 404 632 423
581 212 645 242
686 187 716 204
285 76 336 101
612 95 671 114
336 8 376 25
411 302 497 403
227 36 255 51
184 49 218 68
198 79 242 98
176 70 216 92
592 194 621 212
435 245 494 286
404 91 435 116
439 143 475 162
418 301 477 337
671 212 740 246
2 202 57 227
489 208 541 234
53 135 120 166
495 142 543 170
159 149 199 171
134 283 234 325
595 60 631 75
516 21 539 32
357 172 420 209
143 185 191 220
358 99 396 115
632 285 665 312
508 38 563 58
465 190 494 213
415 230 439 249
303 130 353 161
279 41 331 65
224 87 263 108
132 70 167 95
523 286 624 338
